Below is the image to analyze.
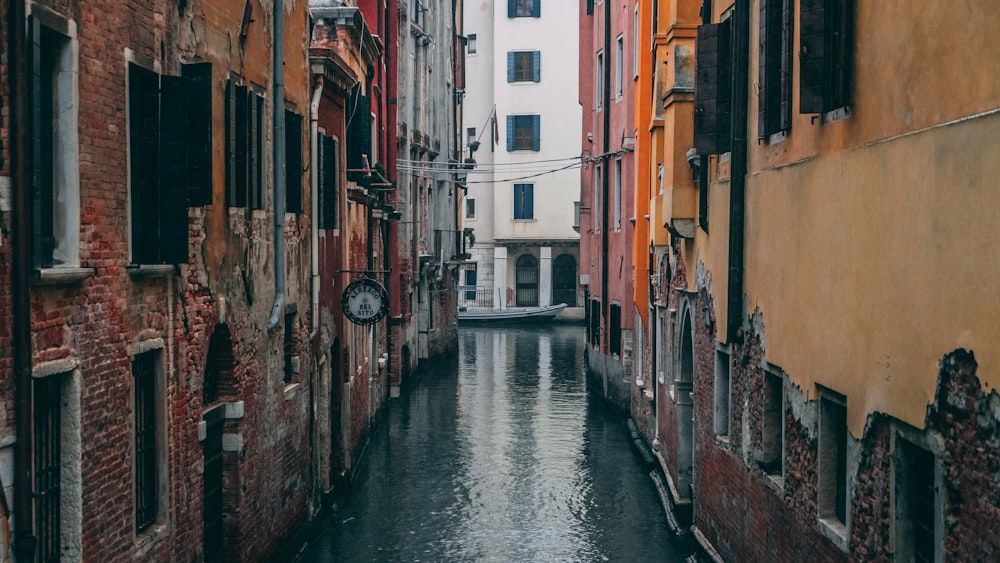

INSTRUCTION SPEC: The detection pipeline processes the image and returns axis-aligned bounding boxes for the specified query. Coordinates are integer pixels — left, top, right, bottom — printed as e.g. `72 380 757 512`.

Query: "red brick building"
1 0 317 560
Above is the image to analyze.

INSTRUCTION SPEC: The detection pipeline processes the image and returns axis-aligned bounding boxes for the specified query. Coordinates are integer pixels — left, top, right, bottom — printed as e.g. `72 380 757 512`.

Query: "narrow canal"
299 326 694 562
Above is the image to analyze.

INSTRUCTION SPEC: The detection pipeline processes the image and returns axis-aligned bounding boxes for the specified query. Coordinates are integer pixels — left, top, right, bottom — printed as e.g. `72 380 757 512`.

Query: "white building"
460 0 582 311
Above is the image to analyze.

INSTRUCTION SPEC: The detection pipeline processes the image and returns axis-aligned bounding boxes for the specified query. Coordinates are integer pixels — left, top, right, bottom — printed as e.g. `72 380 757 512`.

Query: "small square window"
465 197 477 219
467 33 477 54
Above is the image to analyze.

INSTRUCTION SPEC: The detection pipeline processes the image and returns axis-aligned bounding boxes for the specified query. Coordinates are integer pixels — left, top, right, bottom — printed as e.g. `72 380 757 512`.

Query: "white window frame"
465 196 477 220
467 33 477 55
613 158 622 231
596 50 604 111
633 4 639 79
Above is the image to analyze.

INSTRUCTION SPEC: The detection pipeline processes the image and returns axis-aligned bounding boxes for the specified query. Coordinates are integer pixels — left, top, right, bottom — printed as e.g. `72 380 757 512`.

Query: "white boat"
457 303 568 323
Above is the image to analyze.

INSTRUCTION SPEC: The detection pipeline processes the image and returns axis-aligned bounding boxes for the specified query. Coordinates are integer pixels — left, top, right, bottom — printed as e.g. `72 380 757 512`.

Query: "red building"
579 0 638 409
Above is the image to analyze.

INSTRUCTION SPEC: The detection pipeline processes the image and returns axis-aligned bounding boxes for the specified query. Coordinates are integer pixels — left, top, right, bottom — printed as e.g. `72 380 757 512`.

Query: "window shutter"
525 184 534 218
829 0 853 110
129 63 161 264
250 93 264 210
285 110 303 214
346 84 371 183
234 84 248 207
182 63 212 206
532 0 540 18
159 75 191 264
507 52 515 82
531 115 540 151
320 136 337 229
508 0 516 18
779 0 793 131
799 0 826 114
693 21 731 154
225 80 237 206
759 0 783 139
506 116 514 151
532 51 541 82
587 0 594 16
28 17 53 268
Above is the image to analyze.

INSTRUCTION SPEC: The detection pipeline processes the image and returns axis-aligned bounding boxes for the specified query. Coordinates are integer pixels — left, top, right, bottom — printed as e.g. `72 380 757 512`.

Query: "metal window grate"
134 351 158 532
34 375 62 562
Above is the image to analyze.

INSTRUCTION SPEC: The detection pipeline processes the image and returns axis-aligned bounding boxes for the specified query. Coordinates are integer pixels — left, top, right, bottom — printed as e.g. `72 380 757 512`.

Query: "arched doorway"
515 254 539 306
552 254 577 306
676 310 695 501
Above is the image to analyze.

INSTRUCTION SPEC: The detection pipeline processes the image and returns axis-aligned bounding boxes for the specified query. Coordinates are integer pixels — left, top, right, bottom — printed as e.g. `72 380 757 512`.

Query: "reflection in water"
301 326 692 562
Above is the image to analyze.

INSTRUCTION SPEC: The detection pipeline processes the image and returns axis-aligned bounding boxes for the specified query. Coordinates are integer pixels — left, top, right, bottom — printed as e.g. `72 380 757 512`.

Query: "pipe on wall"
267 0 287 331
8 0 37 558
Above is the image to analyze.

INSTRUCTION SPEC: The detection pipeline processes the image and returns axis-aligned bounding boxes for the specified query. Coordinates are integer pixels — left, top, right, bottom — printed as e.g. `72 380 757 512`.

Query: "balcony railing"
457 286 494 309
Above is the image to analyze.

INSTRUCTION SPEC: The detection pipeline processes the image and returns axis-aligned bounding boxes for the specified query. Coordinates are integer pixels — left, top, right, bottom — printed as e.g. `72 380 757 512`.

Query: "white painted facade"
461 0 581 310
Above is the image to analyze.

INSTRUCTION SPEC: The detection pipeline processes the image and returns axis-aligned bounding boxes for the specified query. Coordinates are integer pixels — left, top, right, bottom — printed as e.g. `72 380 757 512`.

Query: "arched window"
515 254 539 306
552 254 577 306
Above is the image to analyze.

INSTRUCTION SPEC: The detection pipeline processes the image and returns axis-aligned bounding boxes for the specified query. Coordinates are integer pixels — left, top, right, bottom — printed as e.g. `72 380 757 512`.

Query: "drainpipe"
726 0 749 343
267 0 287 331
600 0 611 351
8 0 37 559
310 78 323 336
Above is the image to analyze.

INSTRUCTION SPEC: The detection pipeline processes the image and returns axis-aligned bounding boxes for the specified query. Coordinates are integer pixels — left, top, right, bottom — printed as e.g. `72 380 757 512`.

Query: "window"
34 374 64 560
28 18 79 269
760 371 784 478
284 311 299 384
285 109 303 214
759 0 793 139
594 163 602 231
129 62 210 265
464 263 478 300
586 0 594 16
507 51 541 83
467 33 477 54
610 302 622 356
613 158 622 231
225 81 264 209
467 127 477 146
633 5 639 78
318 135 339 229
515 254 539 306
133 350 160 533
694 19 733 154
465 197 477 219
714 349 731 436
513 183 534 219
346 83 371 183
596 51 604 110
508 0 540 18
800 0 853 115
506 115 540 151
615 35 624 100
894 434 941 563
588 298 601 345
818 388 848 528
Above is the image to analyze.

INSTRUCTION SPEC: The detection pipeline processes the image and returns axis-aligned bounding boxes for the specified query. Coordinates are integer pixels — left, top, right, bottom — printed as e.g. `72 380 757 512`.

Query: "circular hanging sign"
342 278 389 325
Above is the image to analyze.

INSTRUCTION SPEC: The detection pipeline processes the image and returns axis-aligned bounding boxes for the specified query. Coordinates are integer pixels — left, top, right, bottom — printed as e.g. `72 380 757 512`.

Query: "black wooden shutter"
779 0 793 131
159 75 191 264
28 17 54 268
694 21 732 154
285 110 302 214
225 80 237 206
183 63 212 206
346 84 371 183
799 0 826 114
129 63 161 264
250 92 264 210
320 136 337 229
759 0 783 139
234 84 248 207
829 0 853 111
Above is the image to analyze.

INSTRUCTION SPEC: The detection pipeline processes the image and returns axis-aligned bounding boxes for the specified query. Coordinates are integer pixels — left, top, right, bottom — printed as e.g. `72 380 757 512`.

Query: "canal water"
299 326 693 562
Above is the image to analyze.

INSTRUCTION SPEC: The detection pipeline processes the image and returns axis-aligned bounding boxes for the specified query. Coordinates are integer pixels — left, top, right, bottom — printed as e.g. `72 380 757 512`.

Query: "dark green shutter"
234 84 248 207
346 84 371 183
694 21 732 154
759 0 783 138
531 115 540 151
508 0 516 18
28 17 54 268
524 184 533 218
533 51 541 82
159 75 190 264
225 80 237 206
532 0 540 18
182 63 212 206
798 0 826 114
507 52 515 82
320 136 337 229
129 63 161 264
285 110 302 214
587 0 593 16
829 0 853 111
779 0 793 131
250 92 263 210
